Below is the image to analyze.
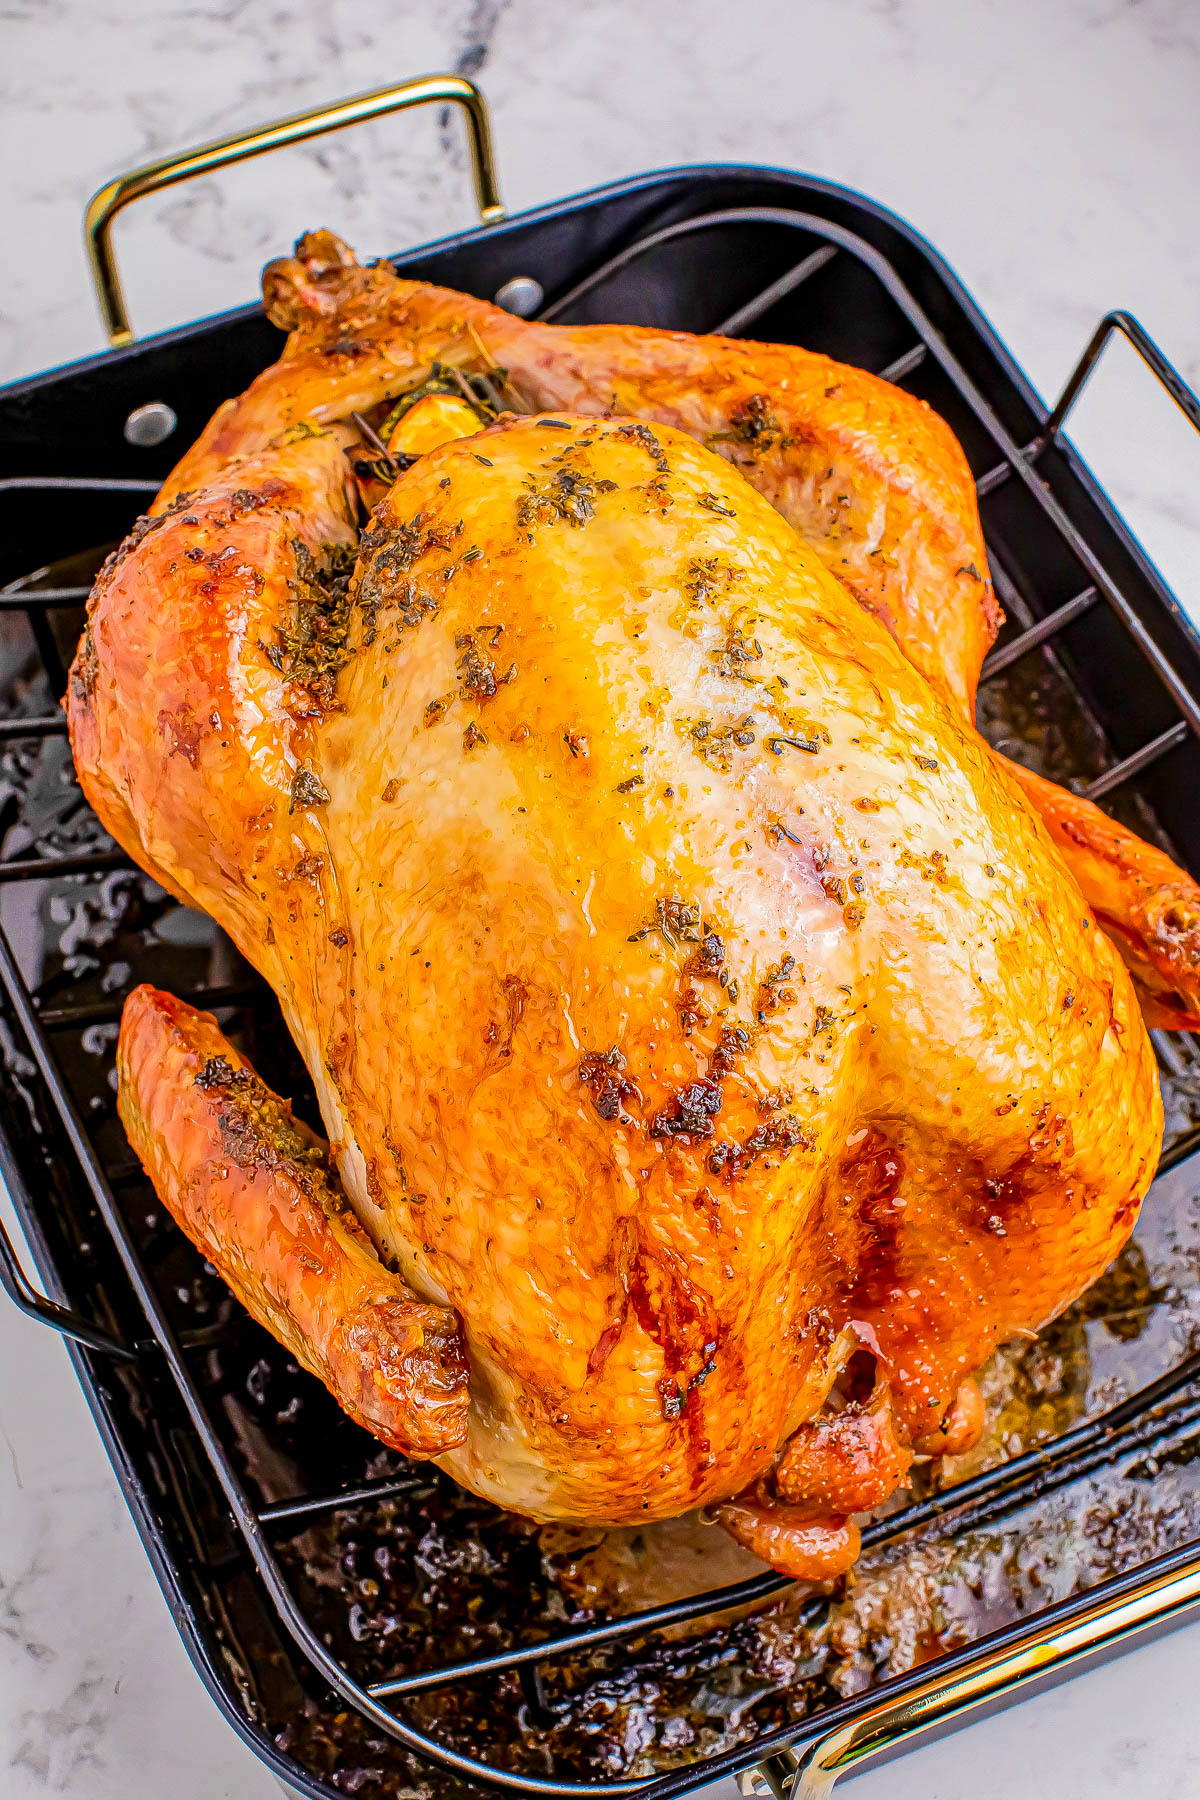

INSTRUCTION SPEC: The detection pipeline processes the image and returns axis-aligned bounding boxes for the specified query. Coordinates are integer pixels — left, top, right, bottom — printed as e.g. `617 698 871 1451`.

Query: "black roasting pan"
2 74 1200 1800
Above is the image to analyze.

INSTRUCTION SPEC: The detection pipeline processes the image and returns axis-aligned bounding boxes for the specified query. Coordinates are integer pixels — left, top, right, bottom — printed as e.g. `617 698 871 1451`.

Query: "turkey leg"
118 986 470 1457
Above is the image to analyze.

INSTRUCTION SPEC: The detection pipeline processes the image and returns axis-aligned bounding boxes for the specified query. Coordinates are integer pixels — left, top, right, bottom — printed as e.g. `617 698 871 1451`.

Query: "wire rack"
2 196 1200 1799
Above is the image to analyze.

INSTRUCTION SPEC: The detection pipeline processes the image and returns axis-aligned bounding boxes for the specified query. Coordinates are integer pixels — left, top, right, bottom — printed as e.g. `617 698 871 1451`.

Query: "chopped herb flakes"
517 464 618 529
628 897 702 950
698 492 736 518
686 930 725 980
708 1115 812 1179
684 715 758 770
729 392 780 445
456 630 515 704
289 766 330 812
684 555 744 608
757 954 798 1017
354 516 457 646
615 422 670 471
649 1076 723 1141
710 626 764 683
268 540 358 712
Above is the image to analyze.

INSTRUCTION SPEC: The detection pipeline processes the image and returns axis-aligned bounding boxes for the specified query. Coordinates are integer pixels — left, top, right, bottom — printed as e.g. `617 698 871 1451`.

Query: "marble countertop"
2 2 1199 1796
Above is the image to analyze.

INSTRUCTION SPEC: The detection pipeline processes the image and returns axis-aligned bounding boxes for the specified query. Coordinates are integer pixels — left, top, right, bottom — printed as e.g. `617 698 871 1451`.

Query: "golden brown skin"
118 985 469 1456
912 1374 985 1457
1002 760 1200 1030
714 1498 862 1583
157 230 1200 1028
774 1386 914 1513
171 229 998 714
71 421 361 932
73 405 1162 1554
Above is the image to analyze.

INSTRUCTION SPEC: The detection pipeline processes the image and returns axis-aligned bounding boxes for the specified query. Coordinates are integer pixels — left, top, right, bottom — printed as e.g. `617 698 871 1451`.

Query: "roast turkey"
70 233 1179 1579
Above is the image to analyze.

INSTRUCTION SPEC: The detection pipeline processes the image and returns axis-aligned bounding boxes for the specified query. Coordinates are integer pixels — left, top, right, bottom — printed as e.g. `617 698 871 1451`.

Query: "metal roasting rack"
2 73 1200 1800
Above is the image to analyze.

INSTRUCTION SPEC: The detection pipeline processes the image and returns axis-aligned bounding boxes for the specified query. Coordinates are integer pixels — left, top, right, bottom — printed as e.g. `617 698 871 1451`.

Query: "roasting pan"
2 73 1200 1800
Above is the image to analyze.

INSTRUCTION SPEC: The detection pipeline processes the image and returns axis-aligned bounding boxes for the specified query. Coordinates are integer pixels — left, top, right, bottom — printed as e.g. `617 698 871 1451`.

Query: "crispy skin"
156 230 1200 1027
774 1388 913 1513
912 1374 985 1456
117 986 468 1455
717 1383 916 1576
714 1499 862 1583
76 412 1161 1550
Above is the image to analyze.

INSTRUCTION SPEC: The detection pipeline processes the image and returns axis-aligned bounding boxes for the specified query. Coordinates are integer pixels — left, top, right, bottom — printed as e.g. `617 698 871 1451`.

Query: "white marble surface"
2 1 1200 1796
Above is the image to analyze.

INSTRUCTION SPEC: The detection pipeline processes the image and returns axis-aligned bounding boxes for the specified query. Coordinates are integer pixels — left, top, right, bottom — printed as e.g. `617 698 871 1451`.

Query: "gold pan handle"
83 73 504 347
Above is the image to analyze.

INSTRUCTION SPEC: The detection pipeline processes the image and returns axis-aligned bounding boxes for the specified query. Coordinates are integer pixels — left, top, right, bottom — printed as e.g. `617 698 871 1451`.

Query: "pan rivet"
493 276 544 318
123 401 177 447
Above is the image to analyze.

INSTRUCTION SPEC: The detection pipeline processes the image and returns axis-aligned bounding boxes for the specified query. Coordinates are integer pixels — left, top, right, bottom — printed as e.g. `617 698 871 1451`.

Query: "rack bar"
712 246 838 337
28 609 68 699
1161 1123 1200 1176
878 343 928 384
0 1210 137 1360
37 977 265 1031
1045 310 1200 443
367 1571 804 1699
0 848 134 882
980 586 1100 681
0 476 161 494
885 1391 1200 1556
1078 721 1189 803
260 1472 432 1526
519 1663 557 1728
0 715 70 739
0 587 94 609
975 439 1043 498
538 211 836 326
1154 1032 1192 1080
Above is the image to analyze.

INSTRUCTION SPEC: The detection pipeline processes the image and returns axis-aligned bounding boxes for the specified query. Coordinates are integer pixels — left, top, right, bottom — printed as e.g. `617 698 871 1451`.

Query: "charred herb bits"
456 627 516 705
578 1048 641 1124
289 766 330 813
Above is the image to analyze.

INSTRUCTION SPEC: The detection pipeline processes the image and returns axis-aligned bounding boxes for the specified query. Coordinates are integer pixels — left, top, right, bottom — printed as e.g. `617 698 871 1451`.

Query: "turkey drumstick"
119 986 469 1456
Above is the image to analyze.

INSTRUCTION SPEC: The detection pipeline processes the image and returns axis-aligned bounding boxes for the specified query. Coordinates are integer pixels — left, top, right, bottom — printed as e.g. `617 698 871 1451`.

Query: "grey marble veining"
2 2 1200 1796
